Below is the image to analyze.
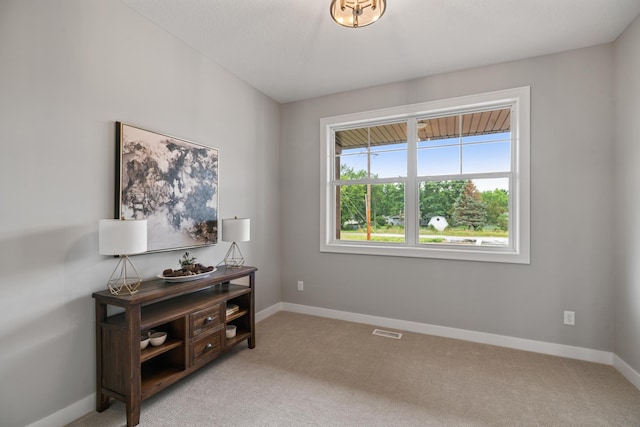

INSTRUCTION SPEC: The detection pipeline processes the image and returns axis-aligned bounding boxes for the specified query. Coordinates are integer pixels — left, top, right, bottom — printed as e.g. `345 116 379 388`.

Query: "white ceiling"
122 0 640 104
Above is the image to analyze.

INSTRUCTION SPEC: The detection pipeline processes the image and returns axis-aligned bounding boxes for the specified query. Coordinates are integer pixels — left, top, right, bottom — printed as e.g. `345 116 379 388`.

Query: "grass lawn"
340 226 507 243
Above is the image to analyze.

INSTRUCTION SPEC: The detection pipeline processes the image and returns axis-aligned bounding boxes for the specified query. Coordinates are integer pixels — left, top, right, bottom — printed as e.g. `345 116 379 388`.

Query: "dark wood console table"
92 265 257 427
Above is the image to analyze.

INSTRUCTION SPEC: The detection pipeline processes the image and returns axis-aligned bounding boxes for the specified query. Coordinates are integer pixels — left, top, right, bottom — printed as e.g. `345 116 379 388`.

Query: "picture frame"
115 122 219 253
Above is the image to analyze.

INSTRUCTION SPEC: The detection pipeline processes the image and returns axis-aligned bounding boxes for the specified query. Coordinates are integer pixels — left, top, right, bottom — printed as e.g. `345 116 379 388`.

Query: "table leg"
95 300 110 412
124 304 142 426
248 272 256 349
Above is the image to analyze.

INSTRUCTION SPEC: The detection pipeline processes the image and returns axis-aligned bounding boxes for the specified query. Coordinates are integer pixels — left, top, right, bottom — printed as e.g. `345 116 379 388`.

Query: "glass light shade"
330 0 386 28
99 219 148 255
221 218 250 243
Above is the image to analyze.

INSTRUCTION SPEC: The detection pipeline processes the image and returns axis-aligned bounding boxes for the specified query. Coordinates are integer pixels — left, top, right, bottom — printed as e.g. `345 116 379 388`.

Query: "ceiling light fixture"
330 0 386 28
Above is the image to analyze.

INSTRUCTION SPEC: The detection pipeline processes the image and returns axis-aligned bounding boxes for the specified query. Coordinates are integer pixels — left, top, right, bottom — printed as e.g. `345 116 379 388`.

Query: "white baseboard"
31 302 640 427
256 301 283 323
613 354 640 390
26 394 94 427
270 302 616 364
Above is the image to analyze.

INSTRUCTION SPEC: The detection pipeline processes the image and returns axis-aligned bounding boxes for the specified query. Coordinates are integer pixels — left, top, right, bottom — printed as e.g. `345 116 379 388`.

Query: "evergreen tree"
453 181 487 230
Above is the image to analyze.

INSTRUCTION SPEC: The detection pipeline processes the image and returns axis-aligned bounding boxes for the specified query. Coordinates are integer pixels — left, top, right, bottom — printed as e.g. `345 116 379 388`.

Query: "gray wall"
281 44 615 352
614 15 640 374
1 1 638 425
0 1 281 426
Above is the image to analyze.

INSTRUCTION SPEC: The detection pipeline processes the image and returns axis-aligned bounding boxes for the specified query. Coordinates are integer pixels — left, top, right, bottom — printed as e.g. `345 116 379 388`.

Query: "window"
320 87 530 264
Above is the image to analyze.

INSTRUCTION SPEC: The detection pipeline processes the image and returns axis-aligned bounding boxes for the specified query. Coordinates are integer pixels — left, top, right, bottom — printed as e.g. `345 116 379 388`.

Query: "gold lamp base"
106 255 142 295
223 242 245 269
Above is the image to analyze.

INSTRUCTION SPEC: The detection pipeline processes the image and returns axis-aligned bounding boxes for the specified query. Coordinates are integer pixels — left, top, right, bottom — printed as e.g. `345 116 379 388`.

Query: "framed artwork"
115 122 219 253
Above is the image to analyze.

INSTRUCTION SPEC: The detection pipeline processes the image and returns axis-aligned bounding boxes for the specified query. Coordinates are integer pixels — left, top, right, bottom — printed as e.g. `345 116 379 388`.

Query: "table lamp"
99 218 148 295
221 217 250 268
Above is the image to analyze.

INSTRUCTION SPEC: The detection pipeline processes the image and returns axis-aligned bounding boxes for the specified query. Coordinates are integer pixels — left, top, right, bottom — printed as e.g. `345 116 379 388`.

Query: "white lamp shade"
222 217 250 242
99 219 148 255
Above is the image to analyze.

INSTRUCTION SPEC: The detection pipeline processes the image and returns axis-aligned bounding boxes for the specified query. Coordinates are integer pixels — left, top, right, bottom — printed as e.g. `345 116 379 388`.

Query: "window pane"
370 149 407 178
417 108 512 177
417 146 460 176
417 116 459 144
338 155 368 180
337 183 405 243
461 109 510 142
335 128 368 151
370 123 407 147
461 140 510 174
335 123 407 179
419 178 509 247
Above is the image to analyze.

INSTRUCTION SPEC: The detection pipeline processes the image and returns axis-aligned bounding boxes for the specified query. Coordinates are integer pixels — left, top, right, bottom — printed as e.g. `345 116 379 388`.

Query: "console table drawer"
190 304 222 337
190 329 222 366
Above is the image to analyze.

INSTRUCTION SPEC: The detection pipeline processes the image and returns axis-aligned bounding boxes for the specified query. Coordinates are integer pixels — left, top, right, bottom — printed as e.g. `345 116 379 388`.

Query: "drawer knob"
203 316 214 324
203 343 213 353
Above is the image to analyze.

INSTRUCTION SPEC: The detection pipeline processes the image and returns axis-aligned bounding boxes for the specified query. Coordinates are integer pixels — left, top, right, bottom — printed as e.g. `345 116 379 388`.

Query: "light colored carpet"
69 311 640 426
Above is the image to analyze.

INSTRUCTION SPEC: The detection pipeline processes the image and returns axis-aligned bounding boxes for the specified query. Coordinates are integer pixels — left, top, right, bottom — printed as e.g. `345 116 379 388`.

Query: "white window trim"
320 86 530 264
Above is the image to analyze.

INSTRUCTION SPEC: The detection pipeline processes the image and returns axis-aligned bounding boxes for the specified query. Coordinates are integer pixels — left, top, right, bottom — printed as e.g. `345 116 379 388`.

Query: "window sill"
320 241 530 264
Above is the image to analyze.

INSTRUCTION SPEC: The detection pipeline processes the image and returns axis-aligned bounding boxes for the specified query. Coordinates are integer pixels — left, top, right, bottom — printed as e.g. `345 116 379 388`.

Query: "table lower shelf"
225 330 251 348
141 364 186 400
138 331 250 399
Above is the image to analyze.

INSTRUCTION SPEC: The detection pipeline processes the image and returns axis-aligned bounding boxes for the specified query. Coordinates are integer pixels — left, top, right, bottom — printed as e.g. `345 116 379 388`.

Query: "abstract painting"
115 122 218 252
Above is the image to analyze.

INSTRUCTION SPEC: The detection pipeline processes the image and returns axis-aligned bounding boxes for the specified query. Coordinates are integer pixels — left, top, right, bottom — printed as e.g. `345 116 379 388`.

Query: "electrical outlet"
297 281 304 291
564 311 575 325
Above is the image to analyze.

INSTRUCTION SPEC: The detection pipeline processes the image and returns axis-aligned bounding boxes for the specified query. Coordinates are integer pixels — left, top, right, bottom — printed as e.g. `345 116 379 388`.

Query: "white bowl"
226 325 237 339
140 336 150 350
149 331 167 346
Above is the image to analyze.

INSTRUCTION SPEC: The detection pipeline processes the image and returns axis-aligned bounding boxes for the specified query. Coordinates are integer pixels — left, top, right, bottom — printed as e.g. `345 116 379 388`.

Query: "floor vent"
372 329 402 339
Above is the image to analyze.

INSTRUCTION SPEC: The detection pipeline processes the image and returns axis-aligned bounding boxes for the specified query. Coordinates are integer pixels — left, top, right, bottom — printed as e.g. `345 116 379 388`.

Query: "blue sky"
340 132 511 192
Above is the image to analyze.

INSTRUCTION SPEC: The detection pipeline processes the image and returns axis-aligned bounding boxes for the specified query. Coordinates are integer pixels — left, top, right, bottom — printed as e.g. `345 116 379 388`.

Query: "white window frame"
320 86 530 264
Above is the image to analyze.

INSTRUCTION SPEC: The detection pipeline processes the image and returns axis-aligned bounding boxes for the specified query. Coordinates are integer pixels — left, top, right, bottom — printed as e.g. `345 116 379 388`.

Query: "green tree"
420 180 466 223
453 181 487 230
339 165 405 229
481 189 509 230
339 164 367 181
496 212 509 231
375 183 404 222
339 165 367 228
